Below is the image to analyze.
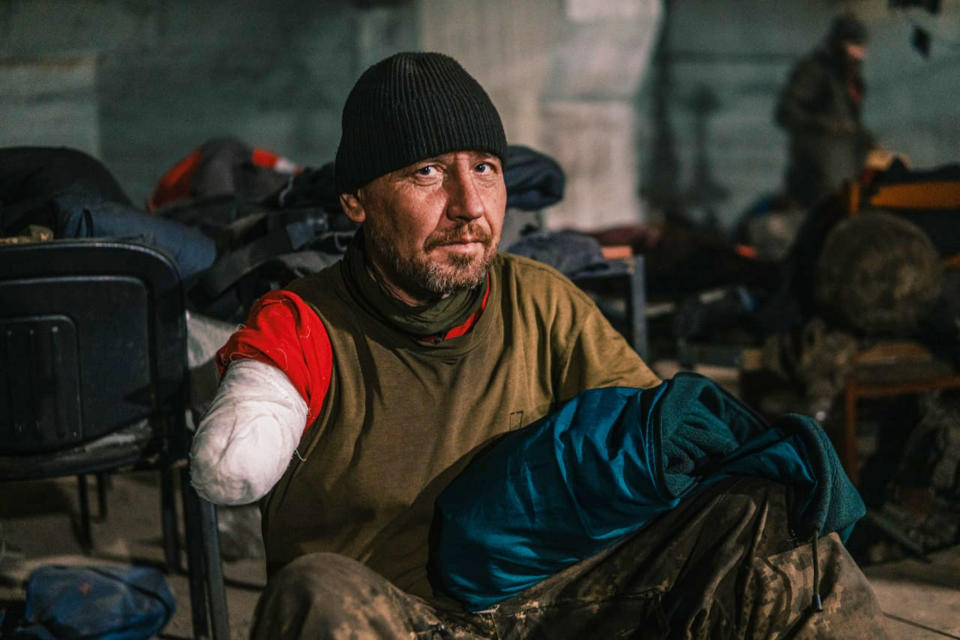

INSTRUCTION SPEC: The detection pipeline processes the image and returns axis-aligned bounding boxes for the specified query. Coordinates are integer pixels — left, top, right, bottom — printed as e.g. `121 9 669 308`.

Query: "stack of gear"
759 210 946 418
757 162 960 403
146 138 350 321
0 146 217 281
147 137 300 212
763 161 960 335
151 140 566 322
0 141 567 325
506 230 615 280
751 162 960 562
814 211 942 337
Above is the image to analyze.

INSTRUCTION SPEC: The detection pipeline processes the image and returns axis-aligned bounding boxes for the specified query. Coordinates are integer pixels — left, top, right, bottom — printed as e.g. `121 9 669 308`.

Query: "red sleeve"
215 290 332 431
148 147 203 211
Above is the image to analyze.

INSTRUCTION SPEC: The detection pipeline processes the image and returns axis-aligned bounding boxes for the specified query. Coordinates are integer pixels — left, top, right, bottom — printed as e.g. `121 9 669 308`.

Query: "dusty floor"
1 470 959 639
0 473 264 639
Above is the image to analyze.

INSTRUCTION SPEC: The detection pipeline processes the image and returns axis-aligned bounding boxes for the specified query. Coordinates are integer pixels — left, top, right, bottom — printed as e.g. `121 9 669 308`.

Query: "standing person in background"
776 12 875 207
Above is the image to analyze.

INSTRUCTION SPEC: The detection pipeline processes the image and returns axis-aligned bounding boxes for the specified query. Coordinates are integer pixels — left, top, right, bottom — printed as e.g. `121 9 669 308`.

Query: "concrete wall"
0 0 417 207
418 0 662 231
2 0 958 231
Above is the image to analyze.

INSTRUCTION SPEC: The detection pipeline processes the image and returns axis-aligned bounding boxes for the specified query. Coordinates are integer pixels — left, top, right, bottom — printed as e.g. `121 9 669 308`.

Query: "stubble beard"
366 222 497 300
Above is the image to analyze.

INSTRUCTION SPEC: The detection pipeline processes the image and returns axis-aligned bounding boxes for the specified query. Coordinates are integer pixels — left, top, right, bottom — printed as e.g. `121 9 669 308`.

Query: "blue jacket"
429 372 864 610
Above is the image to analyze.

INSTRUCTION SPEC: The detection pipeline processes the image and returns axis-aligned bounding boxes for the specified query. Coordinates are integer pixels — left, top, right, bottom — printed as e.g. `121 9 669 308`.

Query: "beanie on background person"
828 11 868 46
335 51 507 195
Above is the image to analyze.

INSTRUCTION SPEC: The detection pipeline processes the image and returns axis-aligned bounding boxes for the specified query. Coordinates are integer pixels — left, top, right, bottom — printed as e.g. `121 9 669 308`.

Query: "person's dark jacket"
775 45 873 206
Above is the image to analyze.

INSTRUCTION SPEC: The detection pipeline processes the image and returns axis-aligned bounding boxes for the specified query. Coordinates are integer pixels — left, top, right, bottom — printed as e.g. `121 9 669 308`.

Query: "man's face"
340 150 507 306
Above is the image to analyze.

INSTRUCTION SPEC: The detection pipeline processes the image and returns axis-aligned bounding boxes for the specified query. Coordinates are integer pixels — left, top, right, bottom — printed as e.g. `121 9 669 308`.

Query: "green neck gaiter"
342 232 486 338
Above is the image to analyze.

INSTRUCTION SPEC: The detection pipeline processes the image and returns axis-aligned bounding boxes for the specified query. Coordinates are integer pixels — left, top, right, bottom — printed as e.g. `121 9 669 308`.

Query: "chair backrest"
0 239 187 455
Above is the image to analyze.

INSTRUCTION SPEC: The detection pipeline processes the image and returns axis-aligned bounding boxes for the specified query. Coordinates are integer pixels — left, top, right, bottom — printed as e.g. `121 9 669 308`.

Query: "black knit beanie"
334 52 507 195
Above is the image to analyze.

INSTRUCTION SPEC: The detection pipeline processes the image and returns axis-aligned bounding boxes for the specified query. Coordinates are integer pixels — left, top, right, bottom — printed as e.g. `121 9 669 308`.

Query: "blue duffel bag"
16 564 175 640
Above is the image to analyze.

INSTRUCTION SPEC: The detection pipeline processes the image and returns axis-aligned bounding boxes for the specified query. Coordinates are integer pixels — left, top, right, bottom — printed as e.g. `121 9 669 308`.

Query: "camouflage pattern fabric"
251 478 890 639
760 316 858 418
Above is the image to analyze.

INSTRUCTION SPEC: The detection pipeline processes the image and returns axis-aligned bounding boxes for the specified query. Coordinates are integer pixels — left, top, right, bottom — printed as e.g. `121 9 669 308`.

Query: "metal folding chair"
0 238 230 639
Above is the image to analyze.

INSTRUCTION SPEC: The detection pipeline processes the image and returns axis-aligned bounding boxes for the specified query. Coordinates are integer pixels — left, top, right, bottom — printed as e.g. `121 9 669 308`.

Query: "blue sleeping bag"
428 372 864 610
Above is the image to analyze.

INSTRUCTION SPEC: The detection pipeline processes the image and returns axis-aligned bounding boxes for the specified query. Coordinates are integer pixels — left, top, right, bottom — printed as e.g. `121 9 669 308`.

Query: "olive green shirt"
262 253 660 597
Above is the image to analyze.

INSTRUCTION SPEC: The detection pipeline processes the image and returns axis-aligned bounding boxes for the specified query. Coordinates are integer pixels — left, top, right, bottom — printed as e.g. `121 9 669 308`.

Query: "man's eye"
475 162 492 173
416 166 437 176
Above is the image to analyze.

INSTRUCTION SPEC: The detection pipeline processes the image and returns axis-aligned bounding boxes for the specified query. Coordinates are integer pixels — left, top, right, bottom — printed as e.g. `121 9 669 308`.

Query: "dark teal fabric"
429 372 864 610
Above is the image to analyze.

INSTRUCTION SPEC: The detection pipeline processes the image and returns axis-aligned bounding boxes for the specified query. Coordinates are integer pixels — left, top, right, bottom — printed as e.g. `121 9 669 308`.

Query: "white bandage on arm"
190 358 308 505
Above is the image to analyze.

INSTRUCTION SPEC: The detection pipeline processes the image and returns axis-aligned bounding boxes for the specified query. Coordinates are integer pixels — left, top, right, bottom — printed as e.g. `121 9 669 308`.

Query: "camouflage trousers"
250 478 890 639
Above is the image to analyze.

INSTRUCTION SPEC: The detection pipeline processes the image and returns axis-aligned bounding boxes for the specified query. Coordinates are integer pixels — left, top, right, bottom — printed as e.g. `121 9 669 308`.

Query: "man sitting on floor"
190 51 889 639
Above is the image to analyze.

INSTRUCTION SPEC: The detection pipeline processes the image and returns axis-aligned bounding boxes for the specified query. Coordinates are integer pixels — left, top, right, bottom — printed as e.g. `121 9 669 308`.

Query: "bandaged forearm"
190 359 307 505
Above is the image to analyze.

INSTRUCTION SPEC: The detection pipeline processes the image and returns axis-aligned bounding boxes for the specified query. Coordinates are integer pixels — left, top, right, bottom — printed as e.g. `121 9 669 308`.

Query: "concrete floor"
867 548 960 639
0 473 264 639
2 471 959 639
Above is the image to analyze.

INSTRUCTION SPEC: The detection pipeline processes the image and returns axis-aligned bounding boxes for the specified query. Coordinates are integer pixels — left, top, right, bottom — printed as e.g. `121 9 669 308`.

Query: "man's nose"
445 172 485 222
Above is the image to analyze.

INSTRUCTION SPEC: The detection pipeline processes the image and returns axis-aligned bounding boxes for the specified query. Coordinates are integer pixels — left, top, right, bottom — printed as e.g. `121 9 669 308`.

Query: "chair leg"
181 467 211 639
161 467 182 572
199 495 230 640
629 255 648 360
76 474 92 550
843 384 861 486
96 472 109 520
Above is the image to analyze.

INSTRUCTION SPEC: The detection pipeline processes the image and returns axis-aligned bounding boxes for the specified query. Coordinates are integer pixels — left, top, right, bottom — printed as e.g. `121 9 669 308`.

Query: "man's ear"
339 192 366 224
